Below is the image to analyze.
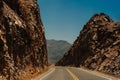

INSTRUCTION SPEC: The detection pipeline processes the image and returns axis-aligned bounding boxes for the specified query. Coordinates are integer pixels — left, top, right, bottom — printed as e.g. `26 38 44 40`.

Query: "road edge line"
39 68 55 80
78 68 113 80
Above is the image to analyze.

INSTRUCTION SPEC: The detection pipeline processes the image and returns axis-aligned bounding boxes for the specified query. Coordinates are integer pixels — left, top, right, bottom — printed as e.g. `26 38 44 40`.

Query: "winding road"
34 67 119 80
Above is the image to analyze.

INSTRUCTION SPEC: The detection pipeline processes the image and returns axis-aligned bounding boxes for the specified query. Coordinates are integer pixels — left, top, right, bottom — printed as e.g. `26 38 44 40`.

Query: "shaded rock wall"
56 13 120 77
0 0 48 79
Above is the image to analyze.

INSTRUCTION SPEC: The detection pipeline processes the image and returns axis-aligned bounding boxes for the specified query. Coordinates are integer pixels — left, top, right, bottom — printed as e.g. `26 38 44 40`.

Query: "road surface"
34 67 117 80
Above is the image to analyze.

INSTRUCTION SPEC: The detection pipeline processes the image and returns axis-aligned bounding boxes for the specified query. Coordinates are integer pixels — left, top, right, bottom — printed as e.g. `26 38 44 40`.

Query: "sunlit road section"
34 67 116 80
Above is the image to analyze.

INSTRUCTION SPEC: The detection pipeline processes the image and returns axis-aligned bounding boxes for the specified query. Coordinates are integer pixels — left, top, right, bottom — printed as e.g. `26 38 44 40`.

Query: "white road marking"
39 68 55 80
77 68 113 80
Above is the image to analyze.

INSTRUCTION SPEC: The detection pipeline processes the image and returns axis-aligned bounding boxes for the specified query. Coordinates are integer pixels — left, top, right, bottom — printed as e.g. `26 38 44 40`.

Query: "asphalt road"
34 67 115 80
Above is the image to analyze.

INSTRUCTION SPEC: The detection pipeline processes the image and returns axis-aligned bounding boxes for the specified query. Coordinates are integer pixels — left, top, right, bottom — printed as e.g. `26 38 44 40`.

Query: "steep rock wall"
0 0 48 79
56 13 120 77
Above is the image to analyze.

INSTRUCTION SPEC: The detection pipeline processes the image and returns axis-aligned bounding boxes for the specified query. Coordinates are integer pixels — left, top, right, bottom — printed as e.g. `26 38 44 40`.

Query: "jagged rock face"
0 0 48 79
56 13 120 77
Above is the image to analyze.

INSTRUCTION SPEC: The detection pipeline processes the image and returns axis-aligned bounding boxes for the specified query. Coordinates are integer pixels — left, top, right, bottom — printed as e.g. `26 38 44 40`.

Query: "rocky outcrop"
56 13 120 77
0 0 48 79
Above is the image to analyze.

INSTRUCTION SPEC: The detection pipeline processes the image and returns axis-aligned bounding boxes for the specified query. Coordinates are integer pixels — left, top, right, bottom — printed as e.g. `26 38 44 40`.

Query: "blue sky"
38 0 120 43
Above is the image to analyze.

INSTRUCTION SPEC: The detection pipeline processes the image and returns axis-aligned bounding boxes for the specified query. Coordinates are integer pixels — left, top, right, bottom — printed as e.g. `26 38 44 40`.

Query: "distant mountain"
47 39 71 64
56 13 120 77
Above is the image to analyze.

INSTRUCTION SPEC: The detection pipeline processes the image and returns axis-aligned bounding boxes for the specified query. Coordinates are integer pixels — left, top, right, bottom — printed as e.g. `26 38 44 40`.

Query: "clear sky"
38 0 120 43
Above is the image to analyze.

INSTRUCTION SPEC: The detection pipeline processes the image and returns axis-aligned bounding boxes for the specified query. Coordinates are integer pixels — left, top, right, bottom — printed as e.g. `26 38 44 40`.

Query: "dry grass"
22 67 49 80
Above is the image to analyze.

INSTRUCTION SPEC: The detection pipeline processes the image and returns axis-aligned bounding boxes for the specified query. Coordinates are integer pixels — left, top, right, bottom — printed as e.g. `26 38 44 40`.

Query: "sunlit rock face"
0 0 48 79
56 13 120 77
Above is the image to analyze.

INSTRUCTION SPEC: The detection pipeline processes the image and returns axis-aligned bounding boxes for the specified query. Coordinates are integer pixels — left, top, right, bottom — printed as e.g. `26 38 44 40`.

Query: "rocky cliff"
0 0 48 79
56 13 120 77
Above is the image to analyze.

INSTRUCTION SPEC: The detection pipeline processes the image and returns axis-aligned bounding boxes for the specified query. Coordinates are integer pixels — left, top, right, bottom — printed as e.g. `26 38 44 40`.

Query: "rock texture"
0 0 48 79
56 13 120 77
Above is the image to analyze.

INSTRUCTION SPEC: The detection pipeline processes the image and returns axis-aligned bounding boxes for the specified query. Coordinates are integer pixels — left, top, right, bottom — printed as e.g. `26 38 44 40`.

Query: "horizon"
38 0 120 43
